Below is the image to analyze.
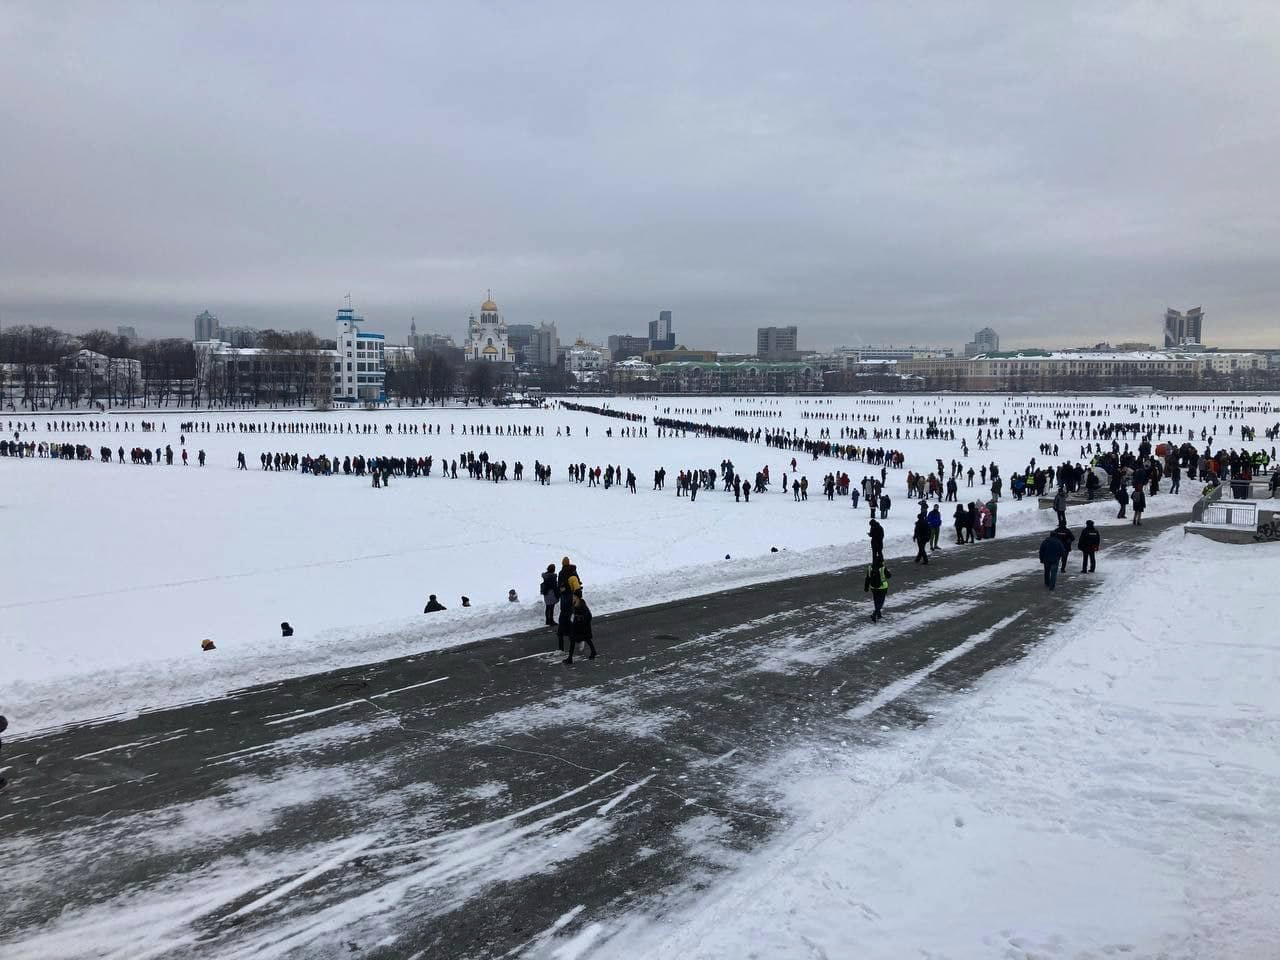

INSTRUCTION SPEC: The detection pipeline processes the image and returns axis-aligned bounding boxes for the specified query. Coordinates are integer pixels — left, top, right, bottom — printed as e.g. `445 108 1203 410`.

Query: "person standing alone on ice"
1039 532 1067 590
864 557 891 622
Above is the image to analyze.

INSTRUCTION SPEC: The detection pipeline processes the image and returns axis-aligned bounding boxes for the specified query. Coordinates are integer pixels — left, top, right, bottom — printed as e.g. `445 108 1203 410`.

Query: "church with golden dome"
464 292 512 363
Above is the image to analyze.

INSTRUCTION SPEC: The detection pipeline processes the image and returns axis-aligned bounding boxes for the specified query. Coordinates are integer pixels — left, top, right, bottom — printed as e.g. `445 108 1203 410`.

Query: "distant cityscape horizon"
2 294 1270 357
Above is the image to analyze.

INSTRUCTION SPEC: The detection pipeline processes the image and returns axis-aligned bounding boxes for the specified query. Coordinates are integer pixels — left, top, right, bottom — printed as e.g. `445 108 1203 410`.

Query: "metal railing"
1201 501 1259 528
1190 482 1224 523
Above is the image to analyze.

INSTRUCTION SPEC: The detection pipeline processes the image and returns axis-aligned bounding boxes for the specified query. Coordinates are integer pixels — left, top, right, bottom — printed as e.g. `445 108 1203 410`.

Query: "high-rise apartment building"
528 321 560 367
964 326 1000 357
648 310 675 350
1164 307 1204 347
193 310 219 341
756 325 800 360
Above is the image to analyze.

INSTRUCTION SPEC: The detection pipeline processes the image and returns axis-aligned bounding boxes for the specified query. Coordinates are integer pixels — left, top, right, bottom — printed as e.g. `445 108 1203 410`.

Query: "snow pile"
581 529 1280 958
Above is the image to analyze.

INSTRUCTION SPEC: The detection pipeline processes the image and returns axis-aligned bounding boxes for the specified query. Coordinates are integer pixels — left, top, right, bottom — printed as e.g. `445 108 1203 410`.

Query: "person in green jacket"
864 558 891 622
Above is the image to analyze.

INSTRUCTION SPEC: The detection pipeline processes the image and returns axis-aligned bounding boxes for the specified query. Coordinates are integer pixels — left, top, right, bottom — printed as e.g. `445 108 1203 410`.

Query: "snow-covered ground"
1 394 1274 732
574 528 1280 959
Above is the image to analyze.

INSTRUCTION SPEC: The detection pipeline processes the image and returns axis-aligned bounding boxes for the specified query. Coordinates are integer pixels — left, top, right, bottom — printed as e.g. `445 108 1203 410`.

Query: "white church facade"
464 294 512 363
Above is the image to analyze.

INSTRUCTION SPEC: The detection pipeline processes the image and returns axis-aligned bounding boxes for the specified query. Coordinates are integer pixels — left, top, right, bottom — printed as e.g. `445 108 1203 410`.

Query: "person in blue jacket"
1039 533 1067 590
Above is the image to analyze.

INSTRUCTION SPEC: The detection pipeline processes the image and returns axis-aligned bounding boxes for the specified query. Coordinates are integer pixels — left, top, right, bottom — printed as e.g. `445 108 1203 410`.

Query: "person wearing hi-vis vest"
863 558 892 622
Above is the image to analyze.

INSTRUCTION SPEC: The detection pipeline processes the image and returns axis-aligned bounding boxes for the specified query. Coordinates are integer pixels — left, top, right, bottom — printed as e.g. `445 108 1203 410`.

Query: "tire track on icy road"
0 513 1184 960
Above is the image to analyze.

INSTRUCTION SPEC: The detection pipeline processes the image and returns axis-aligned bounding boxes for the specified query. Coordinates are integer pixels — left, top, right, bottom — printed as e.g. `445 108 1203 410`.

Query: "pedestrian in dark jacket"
912 515 931 564
1039 535 1066 590
1115 484 1130 519
1051 524 1075 572
863 559 891 622
1078 520 1100 572
564 595 596 664
540 564 558 627
557 587 574 651
953 504 967 544
868 518 885 559
1131 487 1146 524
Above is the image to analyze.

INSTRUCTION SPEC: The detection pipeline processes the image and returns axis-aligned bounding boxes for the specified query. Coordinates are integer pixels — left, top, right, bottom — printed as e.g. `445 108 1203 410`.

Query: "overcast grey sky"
2 2 1278 351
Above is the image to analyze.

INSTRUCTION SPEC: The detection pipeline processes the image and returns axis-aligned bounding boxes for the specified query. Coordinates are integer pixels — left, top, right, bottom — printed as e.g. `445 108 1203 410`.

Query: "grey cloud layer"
2 2 1278 349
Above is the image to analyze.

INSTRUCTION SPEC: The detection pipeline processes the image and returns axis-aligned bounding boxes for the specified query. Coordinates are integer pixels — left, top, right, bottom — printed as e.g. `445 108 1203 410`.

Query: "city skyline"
3 4 1279 350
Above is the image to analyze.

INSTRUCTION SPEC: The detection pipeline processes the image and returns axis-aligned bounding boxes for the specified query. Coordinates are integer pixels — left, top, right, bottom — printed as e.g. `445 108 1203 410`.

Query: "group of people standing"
540 557 595 665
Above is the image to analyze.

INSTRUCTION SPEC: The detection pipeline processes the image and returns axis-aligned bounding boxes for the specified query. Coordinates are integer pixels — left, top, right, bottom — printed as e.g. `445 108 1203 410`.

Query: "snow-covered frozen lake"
2 393 1276 730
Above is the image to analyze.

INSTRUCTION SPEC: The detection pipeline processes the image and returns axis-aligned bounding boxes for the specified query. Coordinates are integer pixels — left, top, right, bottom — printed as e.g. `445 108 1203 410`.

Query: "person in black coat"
1078 520 1101 572
540 564 558 627
1039 534 1066 590
564 595 596 664
557 585 574 651
423 595 446 613
1131 487 1146 525
868 518 885 560
1050 524 1075 572
912 515 931 564
0 713 7 790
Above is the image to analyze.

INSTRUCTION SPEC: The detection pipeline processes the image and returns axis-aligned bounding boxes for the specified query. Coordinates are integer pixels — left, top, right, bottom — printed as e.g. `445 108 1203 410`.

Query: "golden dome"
481 298 498 312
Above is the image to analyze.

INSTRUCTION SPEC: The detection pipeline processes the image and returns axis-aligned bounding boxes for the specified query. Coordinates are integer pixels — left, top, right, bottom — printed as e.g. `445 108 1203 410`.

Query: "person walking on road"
1051 524 1075 573
1078 520 1100 573
540 564 558 627
564 594 596 664
864 557 891 622
1131 486 1147 525
1039 532 1067 590
912 513 931 564
868 518 885 560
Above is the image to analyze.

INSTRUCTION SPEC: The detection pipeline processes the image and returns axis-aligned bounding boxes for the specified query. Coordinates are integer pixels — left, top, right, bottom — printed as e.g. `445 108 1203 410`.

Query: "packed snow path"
2 514 1184 959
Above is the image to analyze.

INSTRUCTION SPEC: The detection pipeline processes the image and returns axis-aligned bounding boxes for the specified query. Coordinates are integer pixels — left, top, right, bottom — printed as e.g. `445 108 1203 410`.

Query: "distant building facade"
654 360 822 394
756 326 800 360
964 327 1000 357
828 345 954 366
464 295 512 363
506 323 536 362
1164 307 1204 347
898 349 1263 391
408 318 457 353
193 310 219 342
643 346 717 364
566 339 611 380
607 334 650 362
527 321 560 367
334 306 385 402
117 325 138 342
648 310 675 350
